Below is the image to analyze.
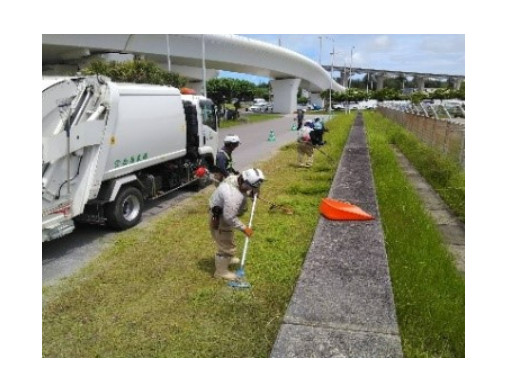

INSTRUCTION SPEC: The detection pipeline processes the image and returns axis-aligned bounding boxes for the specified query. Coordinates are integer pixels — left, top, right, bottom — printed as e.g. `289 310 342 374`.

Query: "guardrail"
377 107 465 168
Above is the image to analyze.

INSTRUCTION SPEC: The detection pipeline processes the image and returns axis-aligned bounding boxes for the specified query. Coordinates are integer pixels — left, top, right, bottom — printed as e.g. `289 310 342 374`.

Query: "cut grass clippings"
364 111 465 357
42 114 355 358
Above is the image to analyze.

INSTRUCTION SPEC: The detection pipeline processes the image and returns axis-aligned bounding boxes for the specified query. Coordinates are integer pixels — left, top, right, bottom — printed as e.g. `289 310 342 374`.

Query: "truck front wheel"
105 186 144 230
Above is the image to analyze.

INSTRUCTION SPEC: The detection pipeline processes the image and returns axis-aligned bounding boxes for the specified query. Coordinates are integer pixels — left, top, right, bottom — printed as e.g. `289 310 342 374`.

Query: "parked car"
253 98 267 105
248 103 273 113
332 104 345 110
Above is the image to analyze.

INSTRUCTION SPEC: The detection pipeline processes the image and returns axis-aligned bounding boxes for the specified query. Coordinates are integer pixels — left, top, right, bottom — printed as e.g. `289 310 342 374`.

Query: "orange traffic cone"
319 198 374 221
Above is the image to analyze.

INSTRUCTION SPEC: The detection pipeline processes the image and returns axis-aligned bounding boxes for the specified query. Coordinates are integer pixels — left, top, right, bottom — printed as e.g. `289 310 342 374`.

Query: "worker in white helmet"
296 120 315 167
209 168 265 280
214 134 241 183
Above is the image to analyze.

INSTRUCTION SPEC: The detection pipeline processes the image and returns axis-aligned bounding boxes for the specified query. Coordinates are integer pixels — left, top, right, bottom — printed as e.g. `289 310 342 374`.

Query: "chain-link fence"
377 107 465 168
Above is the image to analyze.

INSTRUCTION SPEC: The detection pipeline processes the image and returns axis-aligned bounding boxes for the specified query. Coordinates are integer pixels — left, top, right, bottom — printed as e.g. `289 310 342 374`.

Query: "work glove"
243 227 253 237
246 189 260 199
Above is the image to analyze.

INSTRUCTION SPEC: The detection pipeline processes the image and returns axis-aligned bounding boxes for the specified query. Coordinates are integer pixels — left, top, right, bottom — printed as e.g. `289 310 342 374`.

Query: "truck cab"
180 93 219 162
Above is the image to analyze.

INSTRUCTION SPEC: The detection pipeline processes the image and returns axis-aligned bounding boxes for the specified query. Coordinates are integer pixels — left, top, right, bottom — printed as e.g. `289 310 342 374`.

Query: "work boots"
214 255 238 281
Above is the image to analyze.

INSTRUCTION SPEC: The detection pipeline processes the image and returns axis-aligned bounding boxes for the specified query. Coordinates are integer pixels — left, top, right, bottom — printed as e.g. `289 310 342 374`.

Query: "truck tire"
105 186 144 230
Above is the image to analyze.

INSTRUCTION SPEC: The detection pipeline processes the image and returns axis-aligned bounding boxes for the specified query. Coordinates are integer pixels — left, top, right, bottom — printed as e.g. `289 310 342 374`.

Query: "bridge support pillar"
310 93 324 109
415 76 425 91
187 81 204 96
449 77 464 90
376 74 386 90
270 78 301 114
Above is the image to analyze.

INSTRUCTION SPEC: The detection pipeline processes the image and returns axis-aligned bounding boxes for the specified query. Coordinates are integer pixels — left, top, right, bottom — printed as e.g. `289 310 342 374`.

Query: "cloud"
419 35 465 53
368 35 394 51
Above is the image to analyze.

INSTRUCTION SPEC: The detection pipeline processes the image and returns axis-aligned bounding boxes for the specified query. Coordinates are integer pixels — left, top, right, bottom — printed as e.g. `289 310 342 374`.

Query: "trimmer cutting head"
228 268 251 289
228 280 251 289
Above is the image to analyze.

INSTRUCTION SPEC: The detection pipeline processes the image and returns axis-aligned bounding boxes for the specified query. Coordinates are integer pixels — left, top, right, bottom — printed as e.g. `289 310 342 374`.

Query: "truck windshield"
199 100 217 131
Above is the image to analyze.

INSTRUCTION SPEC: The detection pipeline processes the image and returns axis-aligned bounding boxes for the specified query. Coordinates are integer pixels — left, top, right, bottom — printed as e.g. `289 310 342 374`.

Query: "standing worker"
214 135 241 183
209 168 266 280
313 117 328 145
296 121 315 168
296 108 305 130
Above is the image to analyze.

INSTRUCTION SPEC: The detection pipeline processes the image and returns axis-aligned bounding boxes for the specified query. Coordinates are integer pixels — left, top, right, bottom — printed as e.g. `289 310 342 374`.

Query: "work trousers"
297 142 314 167
209 214 236 257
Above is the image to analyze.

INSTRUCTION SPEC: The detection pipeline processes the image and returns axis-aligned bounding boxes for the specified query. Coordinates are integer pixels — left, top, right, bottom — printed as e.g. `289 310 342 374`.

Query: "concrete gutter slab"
271 114 403 357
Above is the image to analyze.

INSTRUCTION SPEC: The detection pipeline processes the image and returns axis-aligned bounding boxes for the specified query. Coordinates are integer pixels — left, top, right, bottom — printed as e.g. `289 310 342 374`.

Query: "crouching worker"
209 168 265 280
296 120 315 168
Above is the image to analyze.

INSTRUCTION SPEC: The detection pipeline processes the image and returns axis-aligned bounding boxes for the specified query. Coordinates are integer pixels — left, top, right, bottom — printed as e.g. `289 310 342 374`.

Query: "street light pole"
330 46 334 116
326 37 335 116
348 46 354 114
366 70 369 97
201 34 207 98
318 36 323 65
166 34 171 73
339 56 347 114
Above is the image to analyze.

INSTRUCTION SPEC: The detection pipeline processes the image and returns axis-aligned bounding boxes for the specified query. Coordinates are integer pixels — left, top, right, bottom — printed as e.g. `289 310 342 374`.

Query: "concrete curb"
270 114 403 358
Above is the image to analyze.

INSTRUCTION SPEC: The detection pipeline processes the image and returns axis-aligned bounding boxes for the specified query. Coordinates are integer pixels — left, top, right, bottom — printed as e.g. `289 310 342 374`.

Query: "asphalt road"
42 113 322 287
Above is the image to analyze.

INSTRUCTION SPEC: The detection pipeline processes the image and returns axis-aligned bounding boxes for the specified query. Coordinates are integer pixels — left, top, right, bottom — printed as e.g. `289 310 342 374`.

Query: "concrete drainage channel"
270 114 403 358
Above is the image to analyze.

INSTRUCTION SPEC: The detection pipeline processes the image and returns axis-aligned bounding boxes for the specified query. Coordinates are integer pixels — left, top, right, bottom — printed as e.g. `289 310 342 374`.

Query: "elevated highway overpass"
323 65 465 91
42 34 345 114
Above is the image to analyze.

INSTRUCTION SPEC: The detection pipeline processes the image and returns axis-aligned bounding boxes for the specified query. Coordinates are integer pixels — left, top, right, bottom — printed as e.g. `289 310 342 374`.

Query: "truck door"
198 99 218 153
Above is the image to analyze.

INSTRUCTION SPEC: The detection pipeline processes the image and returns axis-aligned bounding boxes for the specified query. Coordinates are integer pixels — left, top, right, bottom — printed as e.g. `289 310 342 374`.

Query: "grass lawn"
42 114 354 358
42 111 464 358
219 113 282 128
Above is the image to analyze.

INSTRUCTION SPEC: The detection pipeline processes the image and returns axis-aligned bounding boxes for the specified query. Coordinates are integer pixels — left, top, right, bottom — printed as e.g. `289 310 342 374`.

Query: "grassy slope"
368 111 465 222
42 115 354 358
364 111 465 357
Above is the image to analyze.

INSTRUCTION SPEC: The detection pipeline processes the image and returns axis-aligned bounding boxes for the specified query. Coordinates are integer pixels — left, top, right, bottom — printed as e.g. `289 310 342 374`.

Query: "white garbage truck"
42 76 219 242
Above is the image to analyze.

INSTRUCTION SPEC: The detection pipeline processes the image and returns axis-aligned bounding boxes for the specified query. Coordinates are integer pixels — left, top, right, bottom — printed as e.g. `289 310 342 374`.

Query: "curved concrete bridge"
42 34 345 113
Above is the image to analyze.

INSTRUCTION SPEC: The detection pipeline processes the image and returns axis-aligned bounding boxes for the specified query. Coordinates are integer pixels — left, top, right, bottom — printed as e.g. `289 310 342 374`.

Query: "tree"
431 88 451 100
372 88 402 101
411 91 428 104
81 59 187 87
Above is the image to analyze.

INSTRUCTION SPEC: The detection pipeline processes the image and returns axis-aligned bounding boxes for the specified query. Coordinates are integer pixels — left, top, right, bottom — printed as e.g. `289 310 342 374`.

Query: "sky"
219 34 465 85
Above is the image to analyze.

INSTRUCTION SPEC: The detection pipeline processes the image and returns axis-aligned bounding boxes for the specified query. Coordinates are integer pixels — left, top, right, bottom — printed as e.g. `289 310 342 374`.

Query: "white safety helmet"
224 135 241 144
241 168 265 188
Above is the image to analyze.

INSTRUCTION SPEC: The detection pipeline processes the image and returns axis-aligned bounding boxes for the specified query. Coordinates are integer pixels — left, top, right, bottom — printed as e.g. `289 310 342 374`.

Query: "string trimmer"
229 194 258 289
312 145 336 163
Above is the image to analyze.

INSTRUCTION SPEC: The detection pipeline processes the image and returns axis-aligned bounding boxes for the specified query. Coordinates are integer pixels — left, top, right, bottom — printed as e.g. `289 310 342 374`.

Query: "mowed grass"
219 113 282 128
364 112 465 357
42 114 355 358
